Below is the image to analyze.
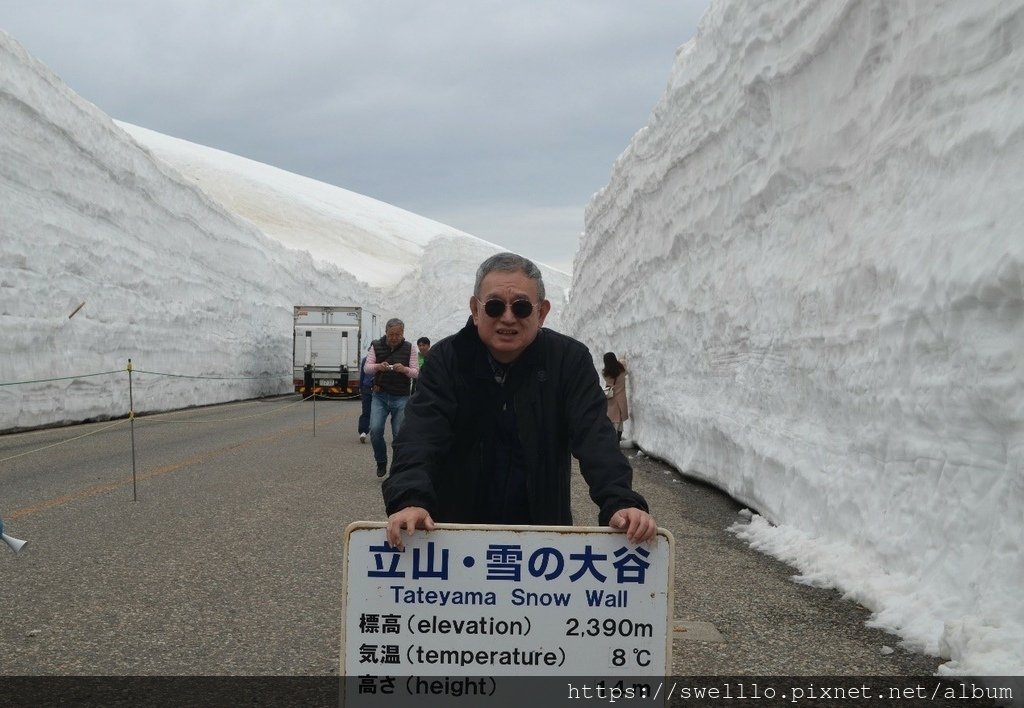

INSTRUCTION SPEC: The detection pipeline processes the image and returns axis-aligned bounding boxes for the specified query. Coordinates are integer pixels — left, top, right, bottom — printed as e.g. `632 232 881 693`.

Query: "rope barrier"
0 394 340 464
0 360 360 468
135 394 314 425
0 418 128 464
132 369 292 381
0 367 291 387
0 370 122 387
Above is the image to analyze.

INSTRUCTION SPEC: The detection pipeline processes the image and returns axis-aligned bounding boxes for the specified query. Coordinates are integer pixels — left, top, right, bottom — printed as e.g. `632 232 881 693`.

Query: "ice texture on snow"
0 29 567 431
565 0 1024 675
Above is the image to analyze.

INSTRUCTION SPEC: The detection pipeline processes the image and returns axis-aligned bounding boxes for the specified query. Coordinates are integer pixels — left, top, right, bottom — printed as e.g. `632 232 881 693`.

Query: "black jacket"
382 321 648 526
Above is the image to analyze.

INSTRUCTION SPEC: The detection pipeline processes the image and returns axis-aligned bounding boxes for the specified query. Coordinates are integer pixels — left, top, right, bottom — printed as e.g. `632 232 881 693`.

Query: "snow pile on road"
0 29 567 431
565 0 1024 675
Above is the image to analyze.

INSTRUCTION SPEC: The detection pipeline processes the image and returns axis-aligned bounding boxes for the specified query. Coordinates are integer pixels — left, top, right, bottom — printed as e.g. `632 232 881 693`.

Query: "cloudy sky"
2 1 710 272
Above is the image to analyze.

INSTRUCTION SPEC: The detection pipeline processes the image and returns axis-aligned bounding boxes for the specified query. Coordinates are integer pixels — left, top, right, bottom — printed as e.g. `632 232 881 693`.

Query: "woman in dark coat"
602 352 629 442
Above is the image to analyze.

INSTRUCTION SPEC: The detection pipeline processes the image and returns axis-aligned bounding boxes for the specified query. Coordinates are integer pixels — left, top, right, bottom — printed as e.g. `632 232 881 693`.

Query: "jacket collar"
455 319 544 385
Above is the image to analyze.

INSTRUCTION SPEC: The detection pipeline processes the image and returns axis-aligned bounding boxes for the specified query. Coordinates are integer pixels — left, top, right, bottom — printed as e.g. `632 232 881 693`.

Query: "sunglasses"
476 297 536 319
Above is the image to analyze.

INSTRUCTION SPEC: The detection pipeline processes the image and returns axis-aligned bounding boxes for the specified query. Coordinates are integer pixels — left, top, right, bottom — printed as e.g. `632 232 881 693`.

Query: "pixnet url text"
566 681 1013 703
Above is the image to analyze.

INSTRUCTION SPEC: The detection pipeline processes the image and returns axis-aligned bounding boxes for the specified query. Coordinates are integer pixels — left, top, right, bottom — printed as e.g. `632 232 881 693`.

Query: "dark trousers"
358 385 372 434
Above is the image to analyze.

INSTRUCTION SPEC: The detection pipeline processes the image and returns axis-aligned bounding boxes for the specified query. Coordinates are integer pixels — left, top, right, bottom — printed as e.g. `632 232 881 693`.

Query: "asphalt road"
1 395 947 679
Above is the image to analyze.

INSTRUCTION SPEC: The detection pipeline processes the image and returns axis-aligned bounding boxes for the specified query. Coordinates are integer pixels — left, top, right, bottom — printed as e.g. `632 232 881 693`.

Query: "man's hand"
609 508 657 544
386 506 435 550
393 362 405 374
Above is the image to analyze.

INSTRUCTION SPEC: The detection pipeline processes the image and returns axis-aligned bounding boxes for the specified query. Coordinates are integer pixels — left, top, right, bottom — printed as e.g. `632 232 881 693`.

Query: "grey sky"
2 1 709 272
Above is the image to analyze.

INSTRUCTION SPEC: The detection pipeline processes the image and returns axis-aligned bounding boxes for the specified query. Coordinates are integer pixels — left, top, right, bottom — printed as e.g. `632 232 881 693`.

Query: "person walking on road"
364 319 418 477
357 353 374 443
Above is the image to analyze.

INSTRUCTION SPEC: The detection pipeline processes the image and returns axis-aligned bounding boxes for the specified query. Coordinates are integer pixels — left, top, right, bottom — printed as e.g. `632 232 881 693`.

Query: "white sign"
341 522 674 700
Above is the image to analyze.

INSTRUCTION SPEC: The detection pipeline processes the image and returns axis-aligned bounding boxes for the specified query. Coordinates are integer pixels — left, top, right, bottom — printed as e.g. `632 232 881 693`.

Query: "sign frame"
340 521 675 680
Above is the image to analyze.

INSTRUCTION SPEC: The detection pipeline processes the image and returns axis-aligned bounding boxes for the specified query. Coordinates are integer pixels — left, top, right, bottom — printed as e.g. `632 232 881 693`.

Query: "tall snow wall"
0 30 379 430
1 30 569 432
565 0 1023 673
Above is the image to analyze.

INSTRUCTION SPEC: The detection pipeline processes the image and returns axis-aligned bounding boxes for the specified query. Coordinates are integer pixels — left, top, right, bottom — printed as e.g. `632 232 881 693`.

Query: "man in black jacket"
383 253 655 549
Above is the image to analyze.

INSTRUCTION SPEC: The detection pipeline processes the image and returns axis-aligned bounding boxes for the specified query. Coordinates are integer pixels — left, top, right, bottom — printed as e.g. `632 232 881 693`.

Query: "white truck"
293 306 383 398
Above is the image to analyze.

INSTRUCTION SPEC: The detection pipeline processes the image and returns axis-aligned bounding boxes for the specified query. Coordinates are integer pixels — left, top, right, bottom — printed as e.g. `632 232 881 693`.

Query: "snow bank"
0 29 567 431
565 0 1024 675
2 29 342 428
119 122 569 346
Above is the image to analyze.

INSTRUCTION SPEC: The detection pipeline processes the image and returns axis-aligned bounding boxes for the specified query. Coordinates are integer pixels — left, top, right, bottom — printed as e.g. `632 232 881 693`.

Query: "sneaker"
359 433 367 443
376 462 387 478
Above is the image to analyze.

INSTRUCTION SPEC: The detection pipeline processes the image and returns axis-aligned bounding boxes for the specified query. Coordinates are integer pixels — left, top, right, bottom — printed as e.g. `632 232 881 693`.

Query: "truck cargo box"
293 306 382 397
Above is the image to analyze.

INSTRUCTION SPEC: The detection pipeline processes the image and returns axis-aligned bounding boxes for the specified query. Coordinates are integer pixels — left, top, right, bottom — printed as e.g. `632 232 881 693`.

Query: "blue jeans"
358 385 373 435
370 392 408 465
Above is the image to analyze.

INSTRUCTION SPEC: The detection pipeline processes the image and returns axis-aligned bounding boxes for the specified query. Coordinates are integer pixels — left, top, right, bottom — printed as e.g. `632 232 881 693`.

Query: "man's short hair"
474 252 546 302
417 337 430 346
385 318 404 331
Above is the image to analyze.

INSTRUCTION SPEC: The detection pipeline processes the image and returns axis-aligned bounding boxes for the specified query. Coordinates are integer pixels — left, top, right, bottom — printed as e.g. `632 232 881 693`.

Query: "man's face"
417 342 430 356
385 325 404 348
470 270 550 364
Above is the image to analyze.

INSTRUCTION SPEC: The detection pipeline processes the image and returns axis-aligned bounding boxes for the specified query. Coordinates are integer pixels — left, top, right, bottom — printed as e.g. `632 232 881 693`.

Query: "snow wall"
0 30 368 428
565 0 1023 674
0 30 566 432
